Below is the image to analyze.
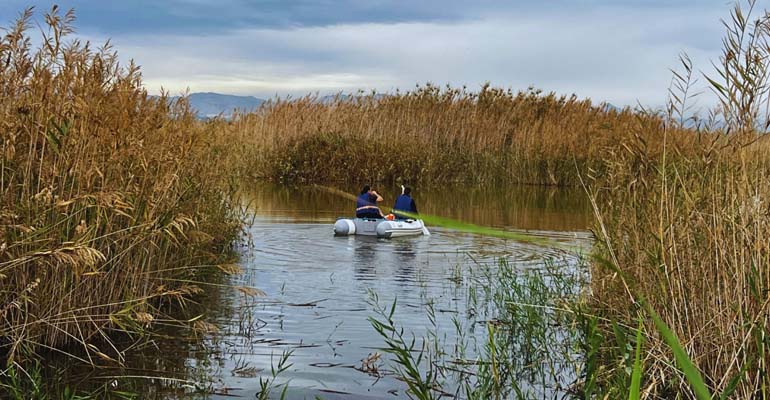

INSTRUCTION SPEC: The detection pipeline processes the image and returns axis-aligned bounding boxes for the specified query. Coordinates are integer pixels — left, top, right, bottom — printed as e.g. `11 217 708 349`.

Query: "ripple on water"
49 185 593 398
192 213 593 399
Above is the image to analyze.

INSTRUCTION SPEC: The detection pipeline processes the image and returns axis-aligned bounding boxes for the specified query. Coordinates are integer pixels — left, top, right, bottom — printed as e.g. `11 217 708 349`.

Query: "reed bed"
0 7 240 367
586 1 770 397
219 85 696 186
589 131 770 399
3 2 769 399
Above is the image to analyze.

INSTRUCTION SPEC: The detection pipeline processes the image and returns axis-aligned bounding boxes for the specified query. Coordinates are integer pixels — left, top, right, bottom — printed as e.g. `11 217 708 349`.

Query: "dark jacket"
392 194 417 218
356 193 372 209
356 193 382 218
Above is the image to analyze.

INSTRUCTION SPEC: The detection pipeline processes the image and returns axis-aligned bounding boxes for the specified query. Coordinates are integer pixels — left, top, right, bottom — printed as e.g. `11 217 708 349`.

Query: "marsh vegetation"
0 7 242 396
2 1 770 399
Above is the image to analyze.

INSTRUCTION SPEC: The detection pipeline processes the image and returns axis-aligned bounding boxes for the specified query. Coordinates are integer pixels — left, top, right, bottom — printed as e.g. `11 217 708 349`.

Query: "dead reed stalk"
218 85 695 186
588 1 770 397
0 7 240 364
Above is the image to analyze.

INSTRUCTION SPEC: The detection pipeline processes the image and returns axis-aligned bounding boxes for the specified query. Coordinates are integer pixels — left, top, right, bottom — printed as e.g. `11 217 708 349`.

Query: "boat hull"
334 218 426 238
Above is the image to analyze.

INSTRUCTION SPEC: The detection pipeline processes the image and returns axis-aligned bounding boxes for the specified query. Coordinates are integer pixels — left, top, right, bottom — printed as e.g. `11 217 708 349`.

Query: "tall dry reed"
587 1 770 397
219 85 695 186
0 7 240 364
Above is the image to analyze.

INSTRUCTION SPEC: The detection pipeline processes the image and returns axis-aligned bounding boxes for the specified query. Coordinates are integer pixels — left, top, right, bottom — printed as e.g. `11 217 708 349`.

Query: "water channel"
52 183 594 399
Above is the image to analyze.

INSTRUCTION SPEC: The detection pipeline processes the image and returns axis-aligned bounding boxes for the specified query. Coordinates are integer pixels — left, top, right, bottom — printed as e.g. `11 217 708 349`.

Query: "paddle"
311 184 568 248
421 222 431 236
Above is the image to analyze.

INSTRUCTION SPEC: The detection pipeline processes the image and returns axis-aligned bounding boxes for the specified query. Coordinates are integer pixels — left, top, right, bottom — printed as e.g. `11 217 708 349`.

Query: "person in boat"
356 185 384 219
392 186 418 219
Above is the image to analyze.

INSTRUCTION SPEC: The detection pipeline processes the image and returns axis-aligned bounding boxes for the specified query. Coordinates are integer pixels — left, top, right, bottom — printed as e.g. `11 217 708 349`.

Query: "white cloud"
91 4 726 107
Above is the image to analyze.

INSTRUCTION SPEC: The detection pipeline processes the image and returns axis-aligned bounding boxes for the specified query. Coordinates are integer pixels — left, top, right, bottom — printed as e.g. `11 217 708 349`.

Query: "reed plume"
0 6 240 364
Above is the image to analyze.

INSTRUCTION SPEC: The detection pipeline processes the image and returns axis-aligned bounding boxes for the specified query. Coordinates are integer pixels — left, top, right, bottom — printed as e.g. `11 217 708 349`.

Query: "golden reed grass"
586 1 770 397
212 1 770 397
0 8 240 364
2 1 768 398
216 85 696 186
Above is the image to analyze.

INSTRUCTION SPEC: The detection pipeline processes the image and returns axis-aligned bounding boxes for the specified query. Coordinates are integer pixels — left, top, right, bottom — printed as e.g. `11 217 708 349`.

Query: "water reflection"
392 239 417 284
41 182 593 399
351 237 419 285
245 182 592 232
36 267 241 398
352 236 378 280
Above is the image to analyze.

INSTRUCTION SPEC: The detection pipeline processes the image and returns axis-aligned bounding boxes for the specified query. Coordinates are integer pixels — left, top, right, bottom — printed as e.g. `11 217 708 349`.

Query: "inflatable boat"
334 218 429 238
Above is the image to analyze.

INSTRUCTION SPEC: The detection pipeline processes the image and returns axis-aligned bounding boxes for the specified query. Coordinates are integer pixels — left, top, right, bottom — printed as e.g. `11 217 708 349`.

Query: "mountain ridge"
167 91 627 119
158 92 266 118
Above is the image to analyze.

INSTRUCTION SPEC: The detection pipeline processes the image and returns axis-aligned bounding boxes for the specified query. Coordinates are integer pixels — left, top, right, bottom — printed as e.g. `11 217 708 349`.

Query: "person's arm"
372 191 384 202
411 199 418 214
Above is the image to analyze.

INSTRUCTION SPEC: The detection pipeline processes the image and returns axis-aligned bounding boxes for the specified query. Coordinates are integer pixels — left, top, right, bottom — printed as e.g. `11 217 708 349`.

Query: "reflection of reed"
241 183 591 232
353 238 378 280
393 239 417 284
393 239 417 261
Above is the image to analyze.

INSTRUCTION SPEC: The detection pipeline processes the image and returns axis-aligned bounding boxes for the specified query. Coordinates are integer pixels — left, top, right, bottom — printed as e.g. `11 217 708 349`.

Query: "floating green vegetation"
311 184 574 249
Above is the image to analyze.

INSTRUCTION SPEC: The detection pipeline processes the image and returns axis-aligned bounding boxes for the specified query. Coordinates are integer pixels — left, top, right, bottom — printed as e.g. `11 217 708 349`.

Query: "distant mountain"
318 93 388 104
601 102 622 112
162 92 385 118
167 92 265 118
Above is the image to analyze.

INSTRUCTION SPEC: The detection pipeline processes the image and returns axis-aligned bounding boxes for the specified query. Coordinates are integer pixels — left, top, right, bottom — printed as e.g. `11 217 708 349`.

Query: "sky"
0 1 736 106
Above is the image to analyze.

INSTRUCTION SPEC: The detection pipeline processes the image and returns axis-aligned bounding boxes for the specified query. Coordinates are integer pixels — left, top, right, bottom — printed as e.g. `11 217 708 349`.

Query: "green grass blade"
628 317 644 400
591 253 712 399
718 357 748 400
643 303 711 400
311 184 576 249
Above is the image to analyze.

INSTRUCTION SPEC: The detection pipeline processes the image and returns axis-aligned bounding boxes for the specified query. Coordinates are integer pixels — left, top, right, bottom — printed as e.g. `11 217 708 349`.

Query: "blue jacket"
393 194 417 218
356 193 373 209
356 193 382 218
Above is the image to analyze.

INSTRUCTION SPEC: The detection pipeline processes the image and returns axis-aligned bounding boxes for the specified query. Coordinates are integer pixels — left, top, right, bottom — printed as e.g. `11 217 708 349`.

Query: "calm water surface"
56 183 594 399
203 183 593 399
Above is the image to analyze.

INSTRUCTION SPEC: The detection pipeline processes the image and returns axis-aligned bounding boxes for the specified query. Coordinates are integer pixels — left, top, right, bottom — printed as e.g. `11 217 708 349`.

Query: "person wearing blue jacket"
392 186 418 219
356 185 384 218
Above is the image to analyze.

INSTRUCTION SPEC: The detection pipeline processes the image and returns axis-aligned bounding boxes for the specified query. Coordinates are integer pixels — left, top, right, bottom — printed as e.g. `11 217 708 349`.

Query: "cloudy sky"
0 1 734 106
